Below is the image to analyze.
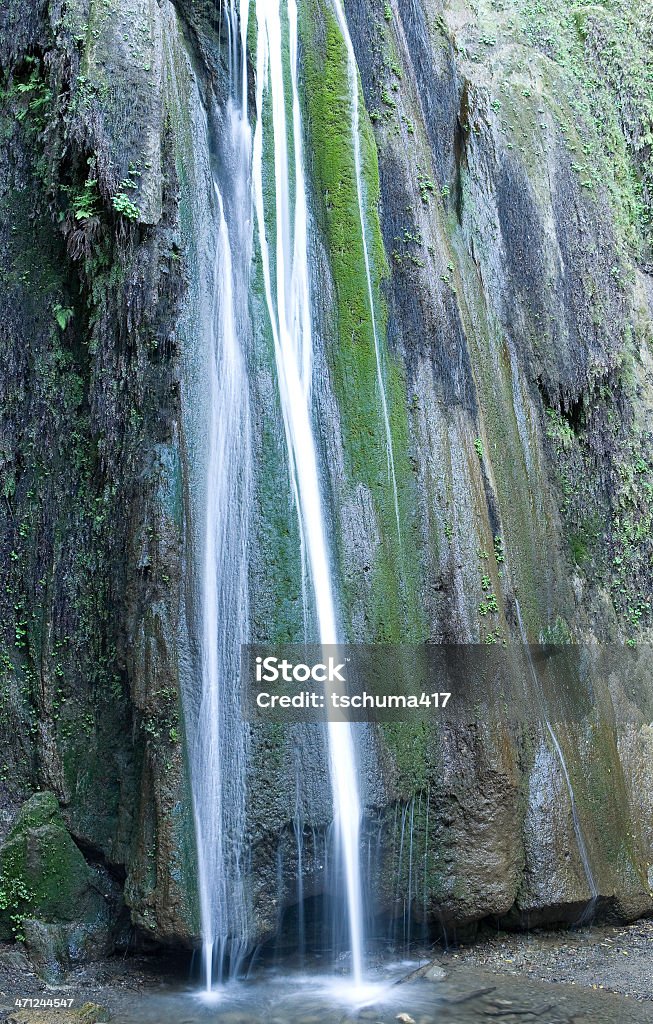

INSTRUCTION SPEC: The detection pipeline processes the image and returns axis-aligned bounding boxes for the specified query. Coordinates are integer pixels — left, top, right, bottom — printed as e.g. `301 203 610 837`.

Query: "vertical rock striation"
0 0 651 958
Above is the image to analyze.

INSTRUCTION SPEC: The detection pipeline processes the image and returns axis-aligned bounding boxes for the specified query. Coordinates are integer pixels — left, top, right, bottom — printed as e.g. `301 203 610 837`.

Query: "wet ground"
0 921 650 1023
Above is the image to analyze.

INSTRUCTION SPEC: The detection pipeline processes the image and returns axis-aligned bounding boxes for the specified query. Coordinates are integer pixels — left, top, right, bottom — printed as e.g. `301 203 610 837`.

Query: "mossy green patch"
298 0 424 643
0 792 102 939
476 0 652 259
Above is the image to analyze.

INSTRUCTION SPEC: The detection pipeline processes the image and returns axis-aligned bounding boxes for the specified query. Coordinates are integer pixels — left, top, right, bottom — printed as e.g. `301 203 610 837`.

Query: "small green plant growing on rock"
381 87 396 109
112 190 141 221
12 57 51 129
383 2 392 21
52 303 74 330
0 874 33 941
493 535 505 563
546 408 575 449
484 628 505 644
111 169 142 221
479 594 499 615
67 179 101 221
474 437 484 460
417 170 436 204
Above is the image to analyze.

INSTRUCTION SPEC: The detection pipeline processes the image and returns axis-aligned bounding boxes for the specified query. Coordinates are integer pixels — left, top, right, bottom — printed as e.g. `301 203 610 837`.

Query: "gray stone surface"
0 0 650 957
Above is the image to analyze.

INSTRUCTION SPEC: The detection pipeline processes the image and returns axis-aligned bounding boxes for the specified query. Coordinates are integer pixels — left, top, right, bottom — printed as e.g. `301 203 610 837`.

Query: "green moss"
299 0 424 642
383 721 429 796
246 0 258 60
9 791 59 831
300 4 388 484
569 530 591 566
543 372 653 636
445 226 553 633
0 792 99 938
552 718 647 891
248 247 306 643
484 0 652 258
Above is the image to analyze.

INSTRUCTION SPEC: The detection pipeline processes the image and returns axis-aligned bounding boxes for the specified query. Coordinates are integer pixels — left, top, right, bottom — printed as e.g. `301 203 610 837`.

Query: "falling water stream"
190 0 366 994
190 0 253 992
195 180 252 991
251 0 365 983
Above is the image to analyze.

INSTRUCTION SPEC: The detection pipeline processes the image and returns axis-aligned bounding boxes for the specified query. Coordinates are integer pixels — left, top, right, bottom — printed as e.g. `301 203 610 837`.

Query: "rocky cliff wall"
0 0 651 965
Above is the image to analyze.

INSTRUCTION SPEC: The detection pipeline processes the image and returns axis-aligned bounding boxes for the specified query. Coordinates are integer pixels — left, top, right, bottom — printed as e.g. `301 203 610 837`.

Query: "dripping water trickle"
330 0 402 544
515 600 598 920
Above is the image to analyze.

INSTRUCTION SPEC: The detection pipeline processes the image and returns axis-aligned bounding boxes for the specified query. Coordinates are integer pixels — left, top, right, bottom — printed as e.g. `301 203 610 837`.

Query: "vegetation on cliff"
0 0 650 968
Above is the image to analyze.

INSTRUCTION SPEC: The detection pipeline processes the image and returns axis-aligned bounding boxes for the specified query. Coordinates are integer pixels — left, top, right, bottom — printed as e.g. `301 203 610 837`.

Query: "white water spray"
190 2 254 992
331 0 401 542
251 0 365 982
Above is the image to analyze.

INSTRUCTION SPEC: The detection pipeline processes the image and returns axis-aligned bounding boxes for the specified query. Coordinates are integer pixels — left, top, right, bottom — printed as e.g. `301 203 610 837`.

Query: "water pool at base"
19 954 651 1024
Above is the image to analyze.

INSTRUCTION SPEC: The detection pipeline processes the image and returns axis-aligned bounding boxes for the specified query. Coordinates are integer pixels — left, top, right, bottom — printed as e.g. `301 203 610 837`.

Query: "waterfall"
190 1 254 992
184 0 368 988
330 0 401 543
251 0 365 982
195 183 251 990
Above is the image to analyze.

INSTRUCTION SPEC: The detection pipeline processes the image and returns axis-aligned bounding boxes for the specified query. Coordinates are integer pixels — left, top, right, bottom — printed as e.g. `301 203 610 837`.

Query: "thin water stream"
330 0 402 543
514 602 599 911
252 0 365 982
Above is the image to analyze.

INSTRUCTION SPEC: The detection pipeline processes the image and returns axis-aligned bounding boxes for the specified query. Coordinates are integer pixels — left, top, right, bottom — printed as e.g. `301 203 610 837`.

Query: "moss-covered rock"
0 792 108 938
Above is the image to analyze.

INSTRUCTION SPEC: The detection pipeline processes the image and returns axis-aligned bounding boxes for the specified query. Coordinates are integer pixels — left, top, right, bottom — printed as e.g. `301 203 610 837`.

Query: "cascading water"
330 0 401 542
251 0 365 983
185 0 369 989
189 1 254 992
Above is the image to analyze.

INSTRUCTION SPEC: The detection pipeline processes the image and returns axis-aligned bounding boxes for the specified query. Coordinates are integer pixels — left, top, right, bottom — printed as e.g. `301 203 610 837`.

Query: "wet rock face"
0 0 651 956
340 0 652 929
0 0 196 954
0 793 102 925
